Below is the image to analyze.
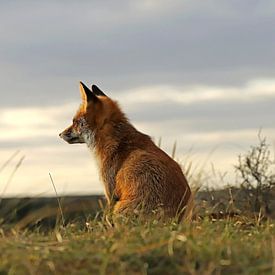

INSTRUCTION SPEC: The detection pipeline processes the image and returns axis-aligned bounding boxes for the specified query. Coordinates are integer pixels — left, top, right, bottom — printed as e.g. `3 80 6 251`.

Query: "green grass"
1 137 274 275
0 215 274 275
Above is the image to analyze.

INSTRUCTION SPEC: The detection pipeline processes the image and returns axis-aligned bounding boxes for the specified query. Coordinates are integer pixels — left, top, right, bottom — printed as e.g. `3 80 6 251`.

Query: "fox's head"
59 82 122 147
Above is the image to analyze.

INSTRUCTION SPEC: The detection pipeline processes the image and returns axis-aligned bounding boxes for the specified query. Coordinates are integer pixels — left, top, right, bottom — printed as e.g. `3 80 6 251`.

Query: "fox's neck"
93 119 137 159
89 118 151 169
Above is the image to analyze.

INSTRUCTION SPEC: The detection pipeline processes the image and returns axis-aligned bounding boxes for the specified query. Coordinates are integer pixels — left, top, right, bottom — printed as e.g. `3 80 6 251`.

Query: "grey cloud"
127 97 275 132
1 1 275 107
1 0 275 195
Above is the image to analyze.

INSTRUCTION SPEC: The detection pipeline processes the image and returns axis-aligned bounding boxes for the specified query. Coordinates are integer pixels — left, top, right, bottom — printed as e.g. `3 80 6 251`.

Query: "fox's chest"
97 157 120 203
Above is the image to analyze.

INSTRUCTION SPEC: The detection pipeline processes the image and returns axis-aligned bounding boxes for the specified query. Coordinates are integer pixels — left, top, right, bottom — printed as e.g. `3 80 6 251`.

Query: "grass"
1 136 275 275
0 214 274 275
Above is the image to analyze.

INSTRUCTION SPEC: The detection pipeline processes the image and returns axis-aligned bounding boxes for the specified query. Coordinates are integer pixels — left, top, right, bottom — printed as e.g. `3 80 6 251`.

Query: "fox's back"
114 134 191 217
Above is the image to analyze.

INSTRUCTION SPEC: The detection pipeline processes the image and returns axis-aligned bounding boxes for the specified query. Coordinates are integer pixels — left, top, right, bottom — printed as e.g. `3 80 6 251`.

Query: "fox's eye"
79 120 84 127
73 118 85 128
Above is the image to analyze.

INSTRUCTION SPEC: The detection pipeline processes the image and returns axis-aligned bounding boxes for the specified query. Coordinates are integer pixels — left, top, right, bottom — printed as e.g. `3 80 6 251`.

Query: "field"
1 137 275 274
0 194 274 275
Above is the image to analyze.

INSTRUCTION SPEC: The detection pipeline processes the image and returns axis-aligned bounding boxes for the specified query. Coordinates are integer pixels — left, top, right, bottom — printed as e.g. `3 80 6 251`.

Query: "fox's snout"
59 124 86 144
59 128 72 143
59 131 68 140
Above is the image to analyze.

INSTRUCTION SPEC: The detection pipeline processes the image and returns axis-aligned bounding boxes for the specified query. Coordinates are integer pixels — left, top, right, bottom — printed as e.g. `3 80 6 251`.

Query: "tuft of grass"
1 136 275 274
0 215 274 274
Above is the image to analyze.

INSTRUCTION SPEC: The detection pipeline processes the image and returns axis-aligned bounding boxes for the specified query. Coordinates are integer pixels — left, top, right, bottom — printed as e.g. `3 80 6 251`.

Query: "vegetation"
235 134 275 213
0 136 275 274
0 215 274 274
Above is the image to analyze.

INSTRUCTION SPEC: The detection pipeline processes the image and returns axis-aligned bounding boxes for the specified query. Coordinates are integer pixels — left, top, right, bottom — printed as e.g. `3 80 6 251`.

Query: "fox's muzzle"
59 127 84 144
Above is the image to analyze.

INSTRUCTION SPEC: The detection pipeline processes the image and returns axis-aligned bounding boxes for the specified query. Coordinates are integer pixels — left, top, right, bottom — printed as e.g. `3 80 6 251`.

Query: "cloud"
0 146 101 197
121 78 275 105
0 79 274 146
0 104 75 142
1 0 275 107
0 1 275 195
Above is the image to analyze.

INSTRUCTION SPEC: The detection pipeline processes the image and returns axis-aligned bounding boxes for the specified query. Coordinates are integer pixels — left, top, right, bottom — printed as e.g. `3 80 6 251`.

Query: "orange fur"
60 83 191 219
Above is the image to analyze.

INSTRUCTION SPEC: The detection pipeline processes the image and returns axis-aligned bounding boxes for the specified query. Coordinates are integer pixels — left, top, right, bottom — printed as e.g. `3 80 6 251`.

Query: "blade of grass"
157 137 162 148
0 155 25 204
49 173 65 227
272 237 275 275
171 141 177 159
0 150 20 173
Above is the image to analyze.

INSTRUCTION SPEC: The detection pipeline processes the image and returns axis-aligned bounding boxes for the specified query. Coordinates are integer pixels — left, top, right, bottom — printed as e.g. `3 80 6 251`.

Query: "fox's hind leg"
113 199 168 221
113 198 161 218
113 199 142 216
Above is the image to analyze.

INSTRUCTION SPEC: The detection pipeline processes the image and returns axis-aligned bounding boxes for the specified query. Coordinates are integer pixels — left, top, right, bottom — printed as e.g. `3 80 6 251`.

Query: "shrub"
235 134 275 213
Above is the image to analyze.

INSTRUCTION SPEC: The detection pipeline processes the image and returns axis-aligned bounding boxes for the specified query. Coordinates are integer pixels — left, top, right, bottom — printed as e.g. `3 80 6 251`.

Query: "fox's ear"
91 85 107 97
79 82 98 103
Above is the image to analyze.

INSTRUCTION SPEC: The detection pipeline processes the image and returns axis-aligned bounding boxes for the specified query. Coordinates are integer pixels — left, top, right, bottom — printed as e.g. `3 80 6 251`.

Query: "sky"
0 0 275 197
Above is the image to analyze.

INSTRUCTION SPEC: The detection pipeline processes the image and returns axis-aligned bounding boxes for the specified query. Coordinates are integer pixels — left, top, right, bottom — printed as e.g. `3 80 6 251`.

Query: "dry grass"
0 214 274 275
1 136 275 274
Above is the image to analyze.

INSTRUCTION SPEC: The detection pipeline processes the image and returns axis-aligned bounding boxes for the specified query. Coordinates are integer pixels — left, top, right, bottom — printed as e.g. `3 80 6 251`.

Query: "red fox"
59 82 191 219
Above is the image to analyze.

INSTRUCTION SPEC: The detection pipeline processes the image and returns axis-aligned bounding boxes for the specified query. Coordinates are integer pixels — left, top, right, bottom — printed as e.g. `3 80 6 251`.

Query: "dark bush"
235 134 275 213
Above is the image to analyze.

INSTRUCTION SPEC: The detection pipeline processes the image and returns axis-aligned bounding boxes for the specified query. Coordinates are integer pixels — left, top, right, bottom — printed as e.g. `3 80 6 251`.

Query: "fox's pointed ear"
91 85 107 97
79 82 98 103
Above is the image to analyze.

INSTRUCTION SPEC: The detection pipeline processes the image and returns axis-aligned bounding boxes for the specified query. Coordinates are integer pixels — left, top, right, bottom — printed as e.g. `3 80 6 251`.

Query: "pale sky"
0 0 275 196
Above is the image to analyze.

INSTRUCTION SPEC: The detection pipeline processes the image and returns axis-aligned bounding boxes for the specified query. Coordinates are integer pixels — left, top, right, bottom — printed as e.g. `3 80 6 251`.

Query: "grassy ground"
1 137 274 274
0 214 274 275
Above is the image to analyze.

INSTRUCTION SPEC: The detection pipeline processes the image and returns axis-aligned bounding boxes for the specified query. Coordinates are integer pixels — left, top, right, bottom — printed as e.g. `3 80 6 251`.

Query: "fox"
59 82 191 219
